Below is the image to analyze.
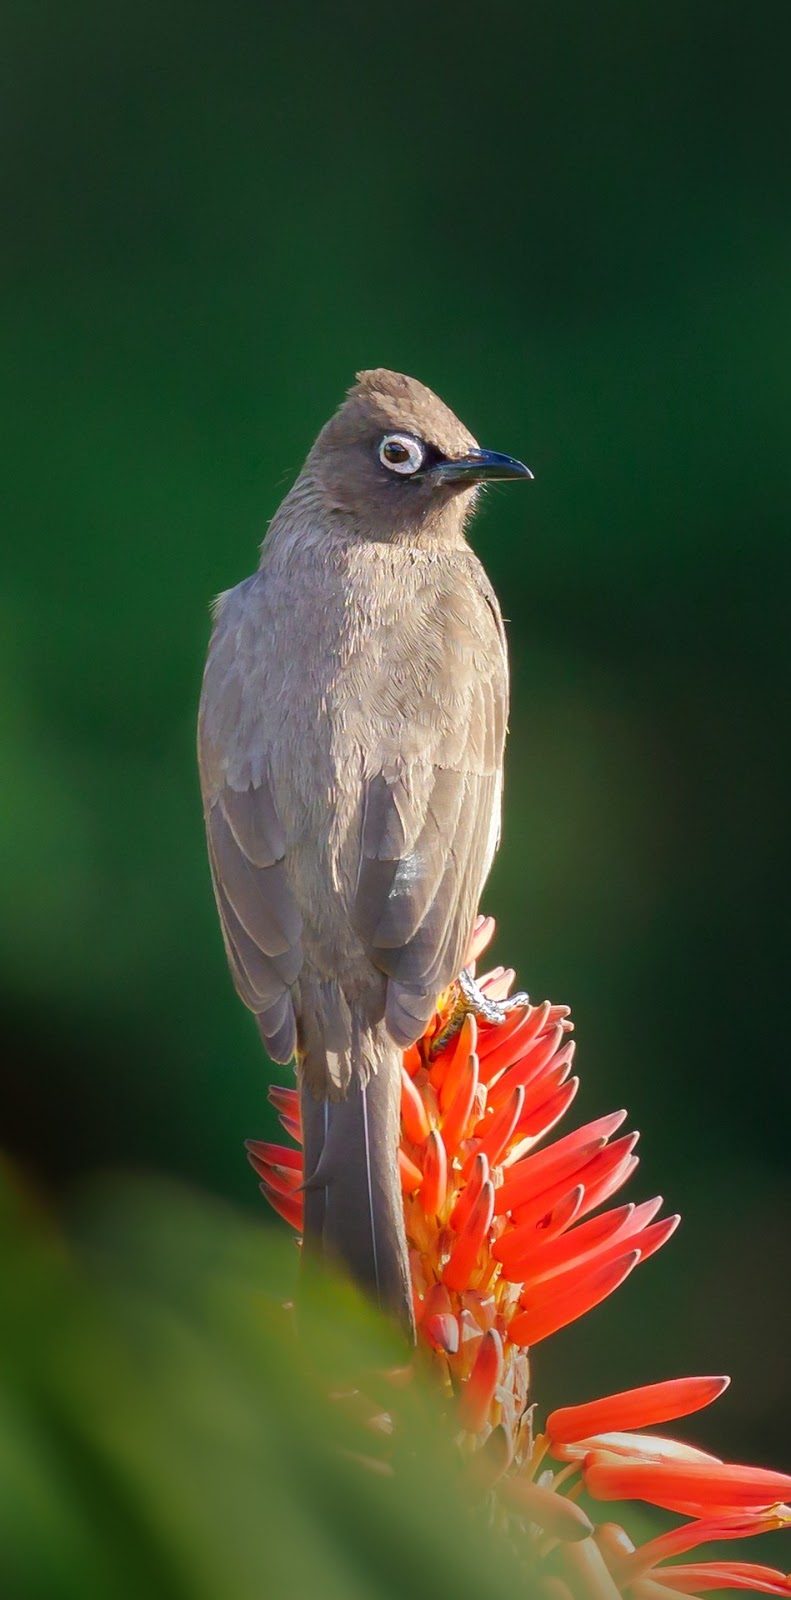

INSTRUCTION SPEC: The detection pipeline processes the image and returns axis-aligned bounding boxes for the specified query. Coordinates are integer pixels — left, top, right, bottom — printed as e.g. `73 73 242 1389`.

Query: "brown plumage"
198 369 531 1332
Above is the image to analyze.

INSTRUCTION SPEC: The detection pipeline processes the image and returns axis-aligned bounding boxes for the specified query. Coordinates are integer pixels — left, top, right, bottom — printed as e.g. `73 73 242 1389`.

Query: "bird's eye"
378 433 425 475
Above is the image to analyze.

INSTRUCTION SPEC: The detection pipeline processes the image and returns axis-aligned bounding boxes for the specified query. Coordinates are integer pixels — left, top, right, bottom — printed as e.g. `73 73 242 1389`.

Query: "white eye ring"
378 433 425 475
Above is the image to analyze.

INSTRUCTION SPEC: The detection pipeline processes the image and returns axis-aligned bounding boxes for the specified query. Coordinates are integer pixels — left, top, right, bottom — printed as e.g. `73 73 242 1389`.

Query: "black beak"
429 447 534 485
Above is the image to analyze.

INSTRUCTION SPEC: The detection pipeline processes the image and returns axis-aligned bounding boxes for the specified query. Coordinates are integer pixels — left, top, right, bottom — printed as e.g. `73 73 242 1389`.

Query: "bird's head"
305 368 532 545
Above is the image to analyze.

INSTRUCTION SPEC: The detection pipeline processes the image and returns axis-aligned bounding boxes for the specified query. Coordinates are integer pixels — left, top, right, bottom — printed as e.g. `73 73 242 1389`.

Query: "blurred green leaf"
0 1170 545 1600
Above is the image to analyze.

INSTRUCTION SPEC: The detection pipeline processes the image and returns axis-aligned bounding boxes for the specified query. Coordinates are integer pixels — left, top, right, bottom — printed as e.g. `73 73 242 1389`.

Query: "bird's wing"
353 568 508 1047
198 580 302 1063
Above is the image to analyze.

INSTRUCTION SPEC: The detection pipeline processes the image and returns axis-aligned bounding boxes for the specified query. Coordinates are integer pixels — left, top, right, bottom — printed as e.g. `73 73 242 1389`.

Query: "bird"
198 368 532 1333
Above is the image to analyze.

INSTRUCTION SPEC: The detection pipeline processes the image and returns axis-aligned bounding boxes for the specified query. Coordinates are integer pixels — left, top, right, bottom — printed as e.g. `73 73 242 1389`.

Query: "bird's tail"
298 1003 413 1335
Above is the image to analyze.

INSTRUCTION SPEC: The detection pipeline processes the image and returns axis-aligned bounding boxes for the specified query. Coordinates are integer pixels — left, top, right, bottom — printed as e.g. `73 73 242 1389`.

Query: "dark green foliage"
0 1171 541 1600
1 0 789 1476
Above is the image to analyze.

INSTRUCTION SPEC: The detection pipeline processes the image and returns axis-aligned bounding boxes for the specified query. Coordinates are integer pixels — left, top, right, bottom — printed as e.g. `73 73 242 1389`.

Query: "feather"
352 572 507 1045
220 781 285 867
256 990 297 1064
300 1093 329 1248
300 1025 413 1333
208 805 301 954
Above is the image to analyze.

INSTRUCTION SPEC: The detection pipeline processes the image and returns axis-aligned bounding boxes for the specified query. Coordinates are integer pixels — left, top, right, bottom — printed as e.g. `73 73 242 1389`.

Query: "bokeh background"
2 0 790 1580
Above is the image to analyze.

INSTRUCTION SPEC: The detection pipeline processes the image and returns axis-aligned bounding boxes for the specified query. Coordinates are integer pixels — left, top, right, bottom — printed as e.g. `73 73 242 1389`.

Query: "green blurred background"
2 0 789 1520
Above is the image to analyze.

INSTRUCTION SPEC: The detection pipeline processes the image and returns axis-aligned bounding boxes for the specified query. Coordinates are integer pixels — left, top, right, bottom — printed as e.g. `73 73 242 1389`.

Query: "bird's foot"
457 966 531 1024
430 967 530 1056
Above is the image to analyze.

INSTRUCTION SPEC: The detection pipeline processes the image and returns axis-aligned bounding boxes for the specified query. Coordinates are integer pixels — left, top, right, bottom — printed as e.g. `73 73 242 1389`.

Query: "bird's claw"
457 966 530 1024
430 968 530 1055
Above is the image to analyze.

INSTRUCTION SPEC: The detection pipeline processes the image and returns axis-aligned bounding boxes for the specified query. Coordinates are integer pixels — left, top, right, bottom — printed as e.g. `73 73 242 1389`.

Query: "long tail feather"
301 1094 329 1249
299 1031 413 1335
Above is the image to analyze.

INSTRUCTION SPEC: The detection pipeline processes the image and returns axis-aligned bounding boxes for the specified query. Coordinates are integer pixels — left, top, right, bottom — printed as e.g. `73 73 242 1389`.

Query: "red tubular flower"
458 1328 503 1434
547 1378 732 1447
584 1457 791 1514
250 916 790 1599
651 1562 791 1594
